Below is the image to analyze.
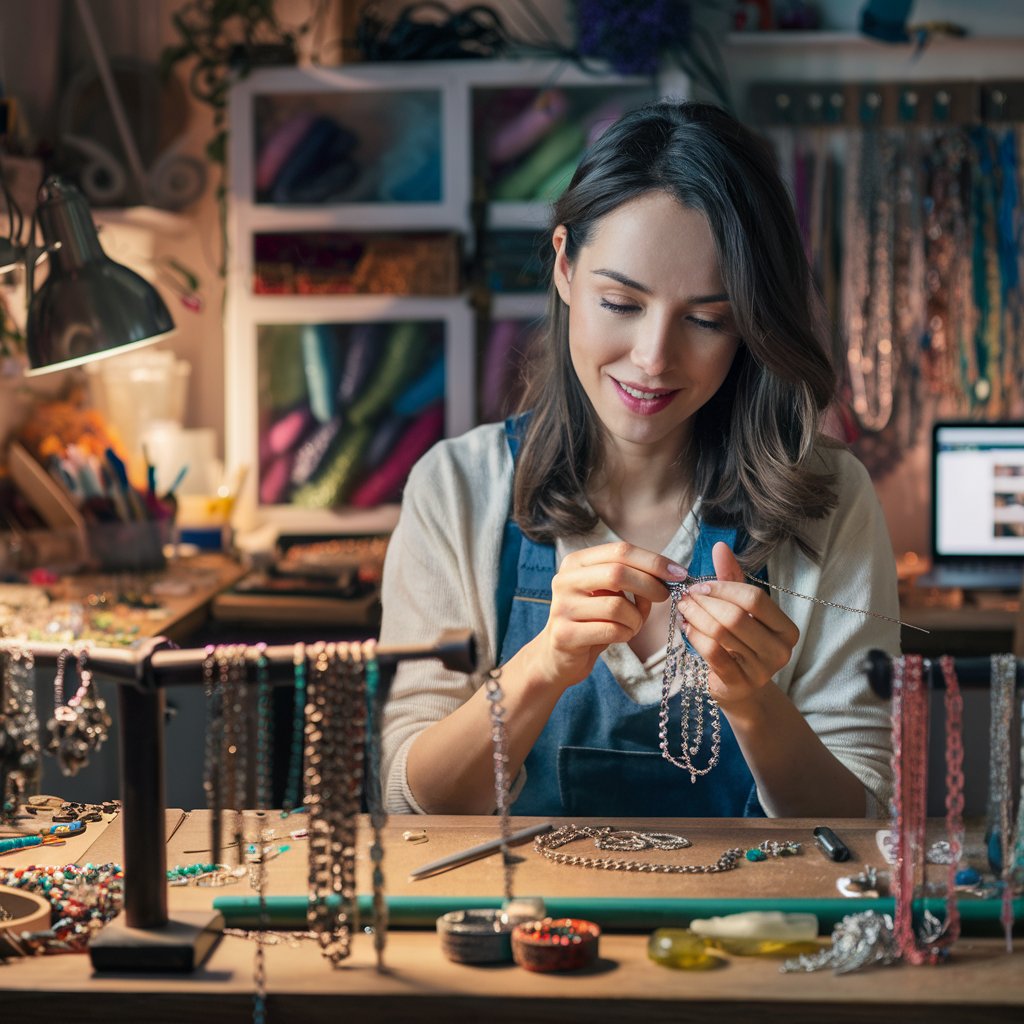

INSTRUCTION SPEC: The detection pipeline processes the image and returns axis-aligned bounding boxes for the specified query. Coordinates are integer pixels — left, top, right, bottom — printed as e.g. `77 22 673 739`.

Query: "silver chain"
989 652 1017 952
485 668 517 904
660 584 722 782
738 571 927 633
534 824 740 874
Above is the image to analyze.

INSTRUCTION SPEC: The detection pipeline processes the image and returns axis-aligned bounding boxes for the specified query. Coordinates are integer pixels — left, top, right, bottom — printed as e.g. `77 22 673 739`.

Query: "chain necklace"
988 652 1018 952
660 587 720 783
1 647 40 814
282 642 307 814
486 669 520 904
252 644 271 1024
222 645 248 869
659 569 925 784
534 823 740 874
360 639 389 971
304 642 365 966
46 648 112 778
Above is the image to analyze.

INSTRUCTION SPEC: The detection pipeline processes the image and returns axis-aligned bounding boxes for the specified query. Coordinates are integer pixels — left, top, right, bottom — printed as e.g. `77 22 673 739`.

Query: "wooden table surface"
1 812 1021 1022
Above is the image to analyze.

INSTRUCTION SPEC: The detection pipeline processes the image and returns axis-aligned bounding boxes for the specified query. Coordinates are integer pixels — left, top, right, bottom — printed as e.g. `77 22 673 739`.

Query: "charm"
780 911 899 975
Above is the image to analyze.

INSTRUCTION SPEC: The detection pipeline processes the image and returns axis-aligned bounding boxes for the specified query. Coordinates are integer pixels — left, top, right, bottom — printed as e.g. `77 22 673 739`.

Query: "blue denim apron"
497 418 765 818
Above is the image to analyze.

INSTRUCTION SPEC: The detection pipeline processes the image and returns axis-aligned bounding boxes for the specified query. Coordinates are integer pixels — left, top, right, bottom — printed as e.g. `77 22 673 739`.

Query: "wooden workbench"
1 813 1021 1022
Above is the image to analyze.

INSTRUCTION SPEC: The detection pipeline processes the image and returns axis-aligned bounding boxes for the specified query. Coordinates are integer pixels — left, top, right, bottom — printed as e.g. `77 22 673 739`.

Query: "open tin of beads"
511 917 601 972
436 908 516 964
0 885 50 956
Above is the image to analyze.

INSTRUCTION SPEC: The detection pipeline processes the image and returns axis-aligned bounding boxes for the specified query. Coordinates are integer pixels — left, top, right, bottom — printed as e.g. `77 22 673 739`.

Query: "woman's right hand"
523 541 687 690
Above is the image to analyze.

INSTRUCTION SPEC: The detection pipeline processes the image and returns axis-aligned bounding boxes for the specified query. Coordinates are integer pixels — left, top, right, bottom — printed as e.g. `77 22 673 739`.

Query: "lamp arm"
73 0 151 204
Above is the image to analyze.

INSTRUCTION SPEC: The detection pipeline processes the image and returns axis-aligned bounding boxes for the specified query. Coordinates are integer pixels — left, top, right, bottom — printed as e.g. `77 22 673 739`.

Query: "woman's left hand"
675 541 799 708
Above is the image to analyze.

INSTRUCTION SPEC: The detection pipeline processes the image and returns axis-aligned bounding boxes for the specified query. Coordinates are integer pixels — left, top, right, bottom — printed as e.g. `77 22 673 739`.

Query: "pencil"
408 821 553 881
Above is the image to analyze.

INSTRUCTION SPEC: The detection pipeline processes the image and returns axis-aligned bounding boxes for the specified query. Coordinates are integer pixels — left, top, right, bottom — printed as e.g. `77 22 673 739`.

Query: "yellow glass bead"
646 928 725 970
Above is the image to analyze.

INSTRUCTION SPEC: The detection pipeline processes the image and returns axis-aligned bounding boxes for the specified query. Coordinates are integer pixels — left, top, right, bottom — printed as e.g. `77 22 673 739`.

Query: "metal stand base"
89 909 224 972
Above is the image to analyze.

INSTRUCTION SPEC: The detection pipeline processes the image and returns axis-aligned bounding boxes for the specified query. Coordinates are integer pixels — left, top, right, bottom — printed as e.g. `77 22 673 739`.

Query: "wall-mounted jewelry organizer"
747 79 1024 127
742 73 1024 557
0 629 477 971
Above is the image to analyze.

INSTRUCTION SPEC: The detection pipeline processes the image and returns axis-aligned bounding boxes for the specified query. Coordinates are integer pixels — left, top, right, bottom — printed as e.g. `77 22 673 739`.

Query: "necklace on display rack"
890 654 963 964
988 652 1021 952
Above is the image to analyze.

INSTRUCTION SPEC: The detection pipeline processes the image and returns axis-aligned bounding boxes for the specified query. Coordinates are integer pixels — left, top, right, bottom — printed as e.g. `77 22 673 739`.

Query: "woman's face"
553 191 741 461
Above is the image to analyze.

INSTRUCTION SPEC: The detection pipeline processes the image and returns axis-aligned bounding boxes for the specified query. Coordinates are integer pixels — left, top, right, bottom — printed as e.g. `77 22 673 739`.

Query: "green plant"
161 0 314 166
160 1 326 270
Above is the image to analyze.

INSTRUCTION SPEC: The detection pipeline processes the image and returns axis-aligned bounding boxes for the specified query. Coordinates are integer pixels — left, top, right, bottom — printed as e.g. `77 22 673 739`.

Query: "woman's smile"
552 190 741 458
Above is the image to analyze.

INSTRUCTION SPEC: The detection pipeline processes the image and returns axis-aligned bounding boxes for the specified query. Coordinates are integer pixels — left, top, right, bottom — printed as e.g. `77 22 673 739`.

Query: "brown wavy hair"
513 100 838 569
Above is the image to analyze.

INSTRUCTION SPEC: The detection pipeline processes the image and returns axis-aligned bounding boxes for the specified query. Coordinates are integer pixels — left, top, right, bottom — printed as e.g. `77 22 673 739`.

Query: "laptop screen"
932 421 1024 560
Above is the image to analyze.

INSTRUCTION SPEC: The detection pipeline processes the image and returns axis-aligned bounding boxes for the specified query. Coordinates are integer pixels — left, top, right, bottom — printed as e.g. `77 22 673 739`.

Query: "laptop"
919 421 1024 591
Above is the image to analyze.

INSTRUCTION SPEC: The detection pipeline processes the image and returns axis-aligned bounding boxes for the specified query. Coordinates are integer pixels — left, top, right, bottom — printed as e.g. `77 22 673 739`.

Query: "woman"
379 100 900 819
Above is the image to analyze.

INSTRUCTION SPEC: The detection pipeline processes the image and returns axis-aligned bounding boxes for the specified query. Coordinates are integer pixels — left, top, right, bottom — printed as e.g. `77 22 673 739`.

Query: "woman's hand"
676 541 799 709
525 541 684 691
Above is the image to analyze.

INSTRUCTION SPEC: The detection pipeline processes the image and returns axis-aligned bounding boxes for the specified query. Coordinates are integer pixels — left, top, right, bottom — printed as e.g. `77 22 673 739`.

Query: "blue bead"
955 866 981 885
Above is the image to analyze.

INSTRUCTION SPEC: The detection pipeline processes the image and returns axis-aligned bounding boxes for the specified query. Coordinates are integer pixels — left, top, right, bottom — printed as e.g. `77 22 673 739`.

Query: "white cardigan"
380 422 901 816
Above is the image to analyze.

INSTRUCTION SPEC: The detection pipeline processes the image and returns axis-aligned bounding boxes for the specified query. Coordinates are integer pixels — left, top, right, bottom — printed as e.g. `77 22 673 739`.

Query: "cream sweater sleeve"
763 445 901 816
379 424 511 813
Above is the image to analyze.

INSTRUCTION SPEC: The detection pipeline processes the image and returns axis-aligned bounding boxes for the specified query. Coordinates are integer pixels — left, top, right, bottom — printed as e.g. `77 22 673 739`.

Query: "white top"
379 422 901 816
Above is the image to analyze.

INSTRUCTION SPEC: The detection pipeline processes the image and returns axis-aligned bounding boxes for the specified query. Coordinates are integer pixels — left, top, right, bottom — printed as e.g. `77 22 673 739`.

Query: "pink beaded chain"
891 654 963 965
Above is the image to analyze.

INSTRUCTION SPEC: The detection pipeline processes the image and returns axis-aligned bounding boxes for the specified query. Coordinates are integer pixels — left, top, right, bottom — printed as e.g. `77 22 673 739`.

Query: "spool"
0 885 50 955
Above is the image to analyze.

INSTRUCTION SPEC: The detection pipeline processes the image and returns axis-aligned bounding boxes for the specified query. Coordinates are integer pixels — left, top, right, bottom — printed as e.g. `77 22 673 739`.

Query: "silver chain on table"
534 824 740 874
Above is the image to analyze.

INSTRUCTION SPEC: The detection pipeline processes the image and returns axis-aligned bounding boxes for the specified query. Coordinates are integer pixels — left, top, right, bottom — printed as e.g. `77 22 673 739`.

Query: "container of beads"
0 885 50 955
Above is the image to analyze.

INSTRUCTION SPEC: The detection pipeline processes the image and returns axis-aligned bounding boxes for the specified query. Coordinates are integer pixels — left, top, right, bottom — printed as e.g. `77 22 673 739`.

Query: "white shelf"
225 60 689 531
726 31 1024 48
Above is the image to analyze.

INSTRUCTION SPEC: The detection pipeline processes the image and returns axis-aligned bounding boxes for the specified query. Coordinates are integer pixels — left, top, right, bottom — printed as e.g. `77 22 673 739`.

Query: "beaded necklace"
282 642 307 814
890 654 963 964
252 643 271 1024
842 125 896 432
0 861 124 954
361 640 389 970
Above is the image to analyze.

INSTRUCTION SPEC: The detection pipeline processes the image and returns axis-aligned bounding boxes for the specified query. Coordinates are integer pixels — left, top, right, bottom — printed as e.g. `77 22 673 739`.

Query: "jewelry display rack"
863 648 1024 696
0 628 477 971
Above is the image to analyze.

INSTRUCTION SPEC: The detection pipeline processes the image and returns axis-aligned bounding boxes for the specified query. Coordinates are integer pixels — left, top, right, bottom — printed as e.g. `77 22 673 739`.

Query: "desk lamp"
23 176 175 375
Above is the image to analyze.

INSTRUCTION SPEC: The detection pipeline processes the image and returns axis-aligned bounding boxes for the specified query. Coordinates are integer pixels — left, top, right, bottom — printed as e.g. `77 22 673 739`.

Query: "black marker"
813 825 851 862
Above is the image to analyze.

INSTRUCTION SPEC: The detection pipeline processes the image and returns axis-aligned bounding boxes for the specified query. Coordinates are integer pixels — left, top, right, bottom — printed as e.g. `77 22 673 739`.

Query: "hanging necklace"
988 652 1019 952
659 570 927 782
890 654 962 964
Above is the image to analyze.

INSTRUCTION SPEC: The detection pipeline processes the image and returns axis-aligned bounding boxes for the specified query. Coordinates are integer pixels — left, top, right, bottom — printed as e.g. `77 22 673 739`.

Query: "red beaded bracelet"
511 917 600 972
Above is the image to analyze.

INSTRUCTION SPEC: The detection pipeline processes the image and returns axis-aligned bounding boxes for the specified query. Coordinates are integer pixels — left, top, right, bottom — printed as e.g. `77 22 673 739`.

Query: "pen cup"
85 519 172 572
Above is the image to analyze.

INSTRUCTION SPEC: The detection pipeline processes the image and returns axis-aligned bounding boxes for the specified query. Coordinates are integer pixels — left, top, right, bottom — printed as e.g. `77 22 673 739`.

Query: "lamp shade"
25 177 175 375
